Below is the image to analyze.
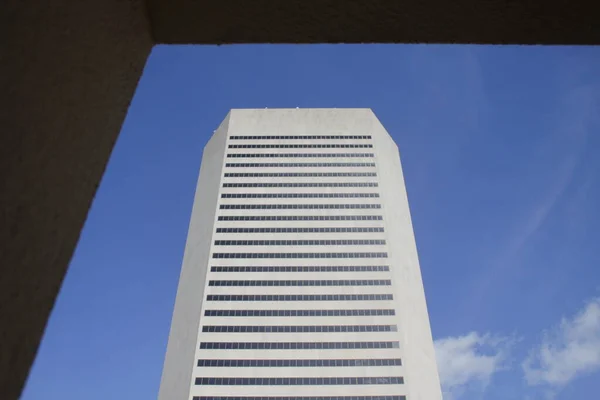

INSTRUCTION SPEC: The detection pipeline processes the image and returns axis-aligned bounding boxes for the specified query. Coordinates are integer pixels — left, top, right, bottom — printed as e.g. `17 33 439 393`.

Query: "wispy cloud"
464 82 596 323
523 297 600 389
503 84 595 259
435 332 513 400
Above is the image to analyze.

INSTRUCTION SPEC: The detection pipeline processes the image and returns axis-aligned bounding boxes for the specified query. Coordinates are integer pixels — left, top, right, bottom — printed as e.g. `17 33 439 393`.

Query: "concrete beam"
0 2 153 399
147 0 600 44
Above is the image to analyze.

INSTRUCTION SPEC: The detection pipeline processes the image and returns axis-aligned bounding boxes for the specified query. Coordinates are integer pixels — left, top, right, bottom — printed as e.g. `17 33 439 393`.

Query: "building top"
220 108 383 138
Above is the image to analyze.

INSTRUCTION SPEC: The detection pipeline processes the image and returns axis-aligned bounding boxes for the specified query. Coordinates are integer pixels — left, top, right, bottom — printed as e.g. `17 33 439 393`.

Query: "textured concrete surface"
371 115 442 399
0 2 153 399
1 1 599 399
147 0 600 44
158 114 229 400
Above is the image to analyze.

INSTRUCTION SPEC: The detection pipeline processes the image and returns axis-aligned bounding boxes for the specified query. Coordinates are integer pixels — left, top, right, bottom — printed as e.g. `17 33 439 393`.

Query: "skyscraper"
158 109 442 400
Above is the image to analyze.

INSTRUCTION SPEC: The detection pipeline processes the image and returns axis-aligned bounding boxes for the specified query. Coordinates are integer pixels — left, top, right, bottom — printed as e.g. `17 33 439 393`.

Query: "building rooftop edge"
228 108 374 111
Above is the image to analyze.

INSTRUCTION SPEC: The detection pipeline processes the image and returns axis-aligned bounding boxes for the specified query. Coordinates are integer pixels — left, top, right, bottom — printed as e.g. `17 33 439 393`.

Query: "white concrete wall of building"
157 114 230 400
159 108 441 400
370 112 443 400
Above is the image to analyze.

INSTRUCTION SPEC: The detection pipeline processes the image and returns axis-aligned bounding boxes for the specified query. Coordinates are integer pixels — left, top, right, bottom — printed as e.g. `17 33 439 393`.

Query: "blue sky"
21 45 600 400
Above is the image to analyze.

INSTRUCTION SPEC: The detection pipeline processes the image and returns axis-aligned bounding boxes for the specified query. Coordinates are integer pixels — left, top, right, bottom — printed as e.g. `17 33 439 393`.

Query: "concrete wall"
146 1 600 44
3 2 600 398
159 109 440 399
371 113 443 400
158 115 230 400
0 2 153 399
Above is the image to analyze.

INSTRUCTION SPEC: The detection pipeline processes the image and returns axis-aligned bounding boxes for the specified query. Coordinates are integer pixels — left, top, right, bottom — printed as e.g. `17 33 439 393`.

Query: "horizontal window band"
212 253 388 259
225 163 376 168
221 193 380 199
218 215 383 221
194 376 403 386
200 341 400 349
224 172 378 178
206 294 393 301
229 135 372 140
227 153 374 158
215 227 384 234
223 182 377 188
204 309 396 317
193 396 406 400
201 325 398 333
229 144 374 149
220 204 381 210
214 239 386 246
210 265 389 272
208 280 391 287
224 172 377 178
197 358 402 367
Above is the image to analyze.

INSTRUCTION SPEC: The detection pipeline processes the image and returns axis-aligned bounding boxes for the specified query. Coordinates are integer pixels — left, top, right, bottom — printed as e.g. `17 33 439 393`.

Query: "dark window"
234 359 401 367
207 280 391 287
217 215 383 221
229 135 372 140
213 239 385 246
192 397 405 400
219 204 381 209
199 341 399 350
204 309 395 317
221 193 380 199
212 252 388 259
223 172 377 177
223 182 378 188
200 324 396 333
225 163 376 168
194 377 403 385
226 153 374 158
210 265 389 272
228 144 374 149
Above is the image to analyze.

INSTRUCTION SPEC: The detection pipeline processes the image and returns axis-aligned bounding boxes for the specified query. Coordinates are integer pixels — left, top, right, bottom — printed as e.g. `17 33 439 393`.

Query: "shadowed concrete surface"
1 1 599 399
1 2 153 400
148 0 600 44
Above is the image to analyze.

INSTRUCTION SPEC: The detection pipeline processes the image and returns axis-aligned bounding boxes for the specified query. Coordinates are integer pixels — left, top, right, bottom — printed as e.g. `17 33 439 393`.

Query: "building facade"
158 109 442 400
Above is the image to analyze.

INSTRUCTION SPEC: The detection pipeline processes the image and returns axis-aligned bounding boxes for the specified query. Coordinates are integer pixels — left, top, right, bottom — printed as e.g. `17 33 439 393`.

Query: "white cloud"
523 297 600 387
435 332 512 399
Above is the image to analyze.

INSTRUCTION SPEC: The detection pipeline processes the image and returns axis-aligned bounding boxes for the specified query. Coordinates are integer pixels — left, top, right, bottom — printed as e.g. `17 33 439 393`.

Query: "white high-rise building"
158 109 442 400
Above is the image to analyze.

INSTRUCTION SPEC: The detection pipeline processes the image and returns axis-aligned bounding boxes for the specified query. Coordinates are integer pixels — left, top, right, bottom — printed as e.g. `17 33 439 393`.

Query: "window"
197 359 402 367
226 153 374 158
212 252 388 259
224 172 377 177
221 193 379 199
229 135 372 140
210 265 389 272
202 325 397 333
203 309 395 317
228 144 374 149
206 294 393 301
194 376 403 385
199 341 399 349
193 397 406 400
207 280 392 287
225 162 376 168
213 239 386 246
223 182 378 187
217 215 383 221
219 204 381 209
